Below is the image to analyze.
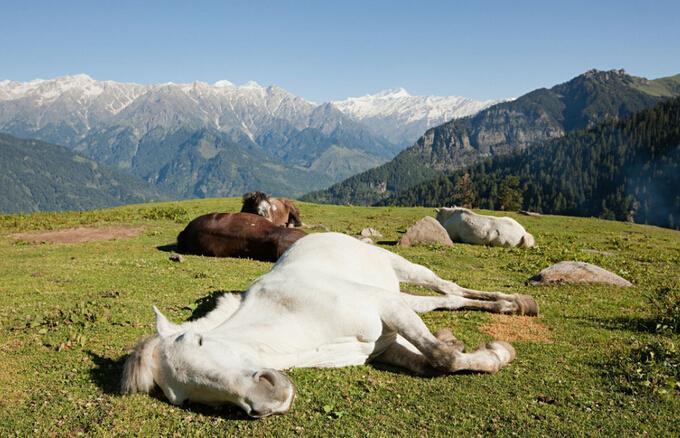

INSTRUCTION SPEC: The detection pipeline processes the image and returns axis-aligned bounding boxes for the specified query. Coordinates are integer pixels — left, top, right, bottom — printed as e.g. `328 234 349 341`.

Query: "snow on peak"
333 89 504 145
373 87 411 99
241 80 264 90
213 80 234 88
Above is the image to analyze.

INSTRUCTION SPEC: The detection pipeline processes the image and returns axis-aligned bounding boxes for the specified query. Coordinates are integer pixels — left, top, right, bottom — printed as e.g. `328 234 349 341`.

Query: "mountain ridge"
303 69 680 205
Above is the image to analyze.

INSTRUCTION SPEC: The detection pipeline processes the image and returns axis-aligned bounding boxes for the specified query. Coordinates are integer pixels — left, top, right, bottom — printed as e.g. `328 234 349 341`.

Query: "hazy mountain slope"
304 69 680 205
0 75 397 195
333 88 500 147
380 97 680 229
0 133 167 213
147 130 334 198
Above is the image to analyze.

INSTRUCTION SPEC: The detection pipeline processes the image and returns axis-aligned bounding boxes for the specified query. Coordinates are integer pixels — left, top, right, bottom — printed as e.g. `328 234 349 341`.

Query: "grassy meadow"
0 198 678 436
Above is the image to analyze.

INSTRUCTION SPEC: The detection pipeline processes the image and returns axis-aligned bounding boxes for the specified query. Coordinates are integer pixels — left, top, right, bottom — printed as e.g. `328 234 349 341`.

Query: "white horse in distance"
122 233 538 417
436 206 536 248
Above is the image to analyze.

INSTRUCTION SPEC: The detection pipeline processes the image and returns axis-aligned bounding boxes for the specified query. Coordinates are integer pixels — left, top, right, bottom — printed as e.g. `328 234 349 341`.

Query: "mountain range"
0 75 493 200
303 69 680 205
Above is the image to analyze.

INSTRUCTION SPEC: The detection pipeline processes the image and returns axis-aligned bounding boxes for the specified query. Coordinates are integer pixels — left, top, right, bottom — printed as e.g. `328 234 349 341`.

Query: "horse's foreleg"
373 335 437 376
379 295 515 374
399 292 523 315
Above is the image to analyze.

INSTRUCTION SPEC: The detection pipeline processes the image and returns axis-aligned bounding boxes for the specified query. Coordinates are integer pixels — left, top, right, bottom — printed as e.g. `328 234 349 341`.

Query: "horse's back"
271 233 399 290
177 212 281 260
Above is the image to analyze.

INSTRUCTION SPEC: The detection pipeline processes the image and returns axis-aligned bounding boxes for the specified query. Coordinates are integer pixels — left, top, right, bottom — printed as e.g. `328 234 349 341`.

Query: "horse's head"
241 191 273 220
434 206 460 222
520 232 536 248
122 306 295 418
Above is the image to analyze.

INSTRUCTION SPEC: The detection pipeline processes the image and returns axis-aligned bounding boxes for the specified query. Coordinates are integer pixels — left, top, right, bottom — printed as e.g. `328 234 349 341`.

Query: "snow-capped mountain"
0 74 316 143
0 75 501 199
333 88 502 146
0 75 398 197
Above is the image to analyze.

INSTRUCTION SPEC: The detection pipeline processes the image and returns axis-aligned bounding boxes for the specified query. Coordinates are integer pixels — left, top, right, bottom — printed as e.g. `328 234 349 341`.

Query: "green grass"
0 198 678 436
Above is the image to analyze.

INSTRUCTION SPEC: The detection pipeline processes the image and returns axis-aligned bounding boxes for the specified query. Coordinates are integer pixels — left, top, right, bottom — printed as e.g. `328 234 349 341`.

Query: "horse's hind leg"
379 293 515 374
399 292 523 315
380 248 538 316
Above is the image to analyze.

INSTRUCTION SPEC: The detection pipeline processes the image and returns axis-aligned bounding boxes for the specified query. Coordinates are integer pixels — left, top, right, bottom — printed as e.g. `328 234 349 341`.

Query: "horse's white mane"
121 336 160 394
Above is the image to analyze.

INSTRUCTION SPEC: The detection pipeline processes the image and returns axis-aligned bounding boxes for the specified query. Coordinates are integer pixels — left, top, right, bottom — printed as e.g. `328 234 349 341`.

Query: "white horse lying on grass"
122 232 538 418
436 206 536 248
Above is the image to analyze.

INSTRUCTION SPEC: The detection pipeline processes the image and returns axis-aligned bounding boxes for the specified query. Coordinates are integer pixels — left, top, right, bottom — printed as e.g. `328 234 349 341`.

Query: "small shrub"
648 286 680 334
142 205 190 223
608 338 679 397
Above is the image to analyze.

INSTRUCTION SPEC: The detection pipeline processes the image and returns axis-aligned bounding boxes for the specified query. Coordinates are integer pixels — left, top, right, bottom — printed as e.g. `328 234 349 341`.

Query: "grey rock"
360 227 383 238
528 261 632 287
399 216 454 247
169 253 185 263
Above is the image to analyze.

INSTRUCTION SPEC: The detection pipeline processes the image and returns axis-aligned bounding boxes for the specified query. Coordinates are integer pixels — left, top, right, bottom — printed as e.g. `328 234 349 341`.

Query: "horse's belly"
287 337 378 368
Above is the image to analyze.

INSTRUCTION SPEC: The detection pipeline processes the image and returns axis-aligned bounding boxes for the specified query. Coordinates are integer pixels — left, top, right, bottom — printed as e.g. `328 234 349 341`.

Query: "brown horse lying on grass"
177 212 306 262
241 191 302 228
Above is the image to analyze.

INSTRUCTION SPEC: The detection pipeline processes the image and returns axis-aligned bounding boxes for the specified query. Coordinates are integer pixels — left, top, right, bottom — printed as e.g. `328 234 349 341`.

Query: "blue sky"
1 0 679 102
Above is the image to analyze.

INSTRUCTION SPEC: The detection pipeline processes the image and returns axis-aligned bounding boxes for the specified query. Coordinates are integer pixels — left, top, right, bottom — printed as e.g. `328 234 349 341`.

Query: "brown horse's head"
241 192 272 218
241 191 302 227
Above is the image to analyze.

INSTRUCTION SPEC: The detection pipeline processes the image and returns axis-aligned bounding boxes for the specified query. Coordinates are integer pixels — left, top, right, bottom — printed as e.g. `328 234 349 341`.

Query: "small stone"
360 227 383 238
399 216 454 247
169 253 185 263
528 261 632 287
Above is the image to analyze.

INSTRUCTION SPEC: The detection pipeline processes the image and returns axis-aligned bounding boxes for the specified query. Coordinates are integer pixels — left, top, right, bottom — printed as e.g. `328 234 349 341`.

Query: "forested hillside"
381 98 680 229
304 70 680 205
0 133 167 213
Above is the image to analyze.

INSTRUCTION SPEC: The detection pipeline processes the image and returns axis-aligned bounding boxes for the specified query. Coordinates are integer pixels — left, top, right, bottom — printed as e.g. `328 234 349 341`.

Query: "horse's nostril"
198 336 203 346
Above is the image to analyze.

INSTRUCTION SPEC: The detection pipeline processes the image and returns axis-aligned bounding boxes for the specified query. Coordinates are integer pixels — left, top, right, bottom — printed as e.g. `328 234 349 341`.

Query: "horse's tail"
121 336 160 394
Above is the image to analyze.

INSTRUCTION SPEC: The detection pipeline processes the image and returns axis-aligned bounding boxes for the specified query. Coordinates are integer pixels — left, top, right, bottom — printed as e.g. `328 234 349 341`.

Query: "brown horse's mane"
240 191 302 228
241 191 270 213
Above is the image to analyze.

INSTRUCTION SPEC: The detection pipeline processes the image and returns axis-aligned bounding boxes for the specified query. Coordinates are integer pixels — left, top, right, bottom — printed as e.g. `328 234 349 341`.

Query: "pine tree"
499 176 523 211
453 172 476 207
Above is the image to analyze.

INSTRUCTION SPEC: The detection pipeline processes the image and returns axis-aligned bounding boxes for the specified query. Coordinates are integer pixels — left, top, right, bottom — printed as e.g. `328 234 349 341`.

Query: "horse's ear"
153 305 180 337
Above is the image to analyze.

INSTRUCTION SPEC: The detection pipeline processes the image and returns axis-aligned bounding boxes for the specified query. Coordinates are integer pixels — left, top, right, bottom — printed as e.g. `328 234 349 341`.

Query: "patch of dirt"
8 225 145 244
480 315 552 343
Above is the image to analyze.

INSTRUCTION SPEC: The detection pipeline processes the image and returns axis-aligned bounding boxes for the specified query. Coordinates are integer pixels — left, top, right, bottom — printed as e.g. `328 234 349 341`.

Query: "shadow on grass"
88 351 125 395
156 243 178 252
188 290 243 321
376 240 398 246
567 314 657 334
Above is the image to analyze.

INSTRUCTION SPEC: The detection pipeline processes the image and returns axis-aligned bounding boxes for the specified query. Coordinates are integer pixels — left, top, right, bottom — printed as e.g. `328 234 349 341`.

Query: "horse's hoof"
486 341 516 365
514 294 539 316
